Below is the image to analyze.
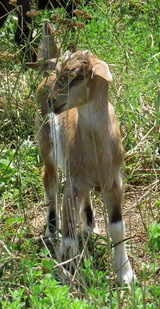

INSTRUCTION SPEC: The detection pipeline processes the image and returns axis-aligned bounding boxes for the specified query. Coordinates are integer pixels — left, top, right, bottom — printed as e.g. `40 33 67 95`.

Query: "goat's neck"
78 79 109 129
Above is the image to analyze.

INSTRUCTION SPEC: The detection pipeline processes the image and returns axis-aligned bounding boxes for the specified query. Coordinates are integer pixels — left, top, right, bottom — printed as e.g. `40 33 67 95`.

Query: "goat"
0 0 82 60
26 21 136 284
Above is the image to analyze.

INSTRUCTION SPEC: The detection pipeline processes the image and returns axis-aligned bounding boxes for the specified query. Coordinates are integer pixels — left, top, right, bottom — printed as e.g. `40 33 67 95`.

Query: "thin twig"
0 240 12 256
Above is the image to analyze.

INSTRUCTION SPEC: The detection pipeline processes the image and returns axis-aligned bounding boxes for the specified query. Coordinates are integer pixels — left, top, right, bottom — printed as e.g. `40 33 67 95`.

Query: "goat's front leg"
59 186 79 267
103 180 135 284
60 190 99 271
42 161 58 236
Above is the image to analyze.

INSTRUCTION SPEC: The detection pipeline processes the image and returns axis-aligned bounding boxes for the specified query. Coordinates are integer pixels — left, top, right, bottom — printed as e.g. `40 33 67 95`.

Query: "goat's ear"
26 58 57 71
38 20 61 59
92 61 112 82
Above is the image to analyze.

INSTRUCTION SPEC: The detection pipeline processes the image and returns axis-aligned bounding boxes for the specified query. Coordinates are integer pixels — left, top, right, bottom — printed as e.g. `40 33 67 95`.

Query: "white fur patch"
108 221 136 284
49 112 64 170
108 220 125 243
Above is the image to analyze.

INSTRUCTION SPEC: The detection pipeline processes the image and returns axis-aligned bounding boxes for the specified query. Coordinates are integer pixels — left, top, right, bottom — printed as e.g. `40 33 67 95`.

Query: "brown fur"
34 49 124 235
26 21 135 283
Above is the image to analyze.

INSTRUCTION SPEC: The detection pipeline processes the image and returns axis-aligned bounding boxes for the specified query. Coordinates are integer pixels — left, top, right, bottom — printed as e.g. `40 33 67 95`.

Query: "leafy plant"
148 219 160 252
0 0 159 308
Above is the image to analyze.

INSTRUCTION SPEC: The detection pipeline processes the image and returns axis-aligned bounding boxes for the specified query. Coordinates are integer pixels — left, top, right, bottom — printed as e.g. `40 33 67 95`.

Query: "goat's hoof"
117 269 136 285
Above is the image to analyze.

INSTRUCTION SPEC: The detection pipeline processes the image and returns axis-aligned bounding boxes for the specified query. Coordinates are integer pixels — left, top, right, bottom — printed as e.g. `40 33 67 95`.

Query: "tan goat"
27 21 135 284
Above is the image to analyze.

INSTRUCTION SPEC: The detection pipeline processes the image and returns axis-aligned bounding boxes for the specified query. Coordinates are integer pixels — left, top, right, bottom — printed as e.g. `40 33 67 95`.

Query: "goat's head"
49 50 113 114
26 21 112 114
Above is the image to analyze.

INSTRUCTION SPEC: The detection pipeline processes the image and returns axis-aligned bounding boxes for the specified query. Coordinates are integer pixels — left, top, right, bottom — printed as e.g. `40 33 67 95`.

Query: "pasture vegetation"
0 0 159 308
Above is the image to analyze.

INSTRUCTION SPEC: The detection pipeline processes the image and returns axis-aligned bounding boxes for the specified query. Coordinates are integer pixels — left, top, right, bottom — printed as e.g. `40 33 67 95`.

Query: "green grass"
0 0 160 308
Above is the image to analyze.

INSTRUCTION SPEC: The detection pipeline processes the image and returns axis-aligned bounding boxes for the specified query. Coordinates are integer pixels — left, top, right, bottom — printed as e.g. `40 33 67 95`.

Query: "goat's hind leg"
79 192 99 233
103 177 135 284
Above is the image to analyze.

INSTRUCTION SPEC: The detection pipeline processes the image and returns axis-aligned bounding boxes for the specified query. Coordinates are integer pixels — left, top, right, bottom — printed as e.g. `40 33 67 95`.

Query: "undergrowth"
0 0 159 308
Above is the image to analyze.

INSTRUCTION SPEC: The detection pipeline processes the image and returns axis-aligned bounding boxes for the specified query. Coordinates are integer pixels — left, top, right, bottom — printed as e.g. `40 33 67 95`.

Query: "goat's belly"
49 112 65 170
76 162 118 191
